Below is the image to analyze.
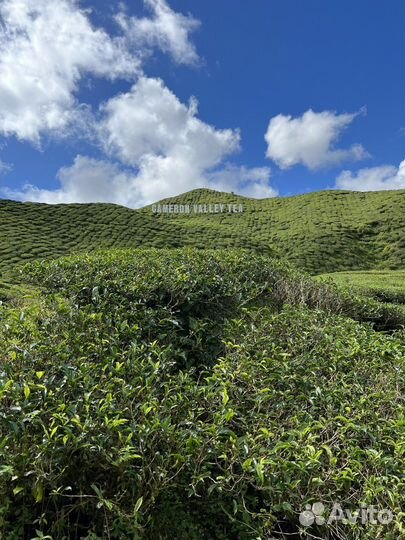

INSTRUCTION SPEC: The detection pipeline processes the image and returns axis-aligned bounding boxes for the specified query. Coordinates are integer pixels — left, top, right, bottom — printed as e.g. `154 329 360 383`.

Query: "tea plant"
1 248 405 539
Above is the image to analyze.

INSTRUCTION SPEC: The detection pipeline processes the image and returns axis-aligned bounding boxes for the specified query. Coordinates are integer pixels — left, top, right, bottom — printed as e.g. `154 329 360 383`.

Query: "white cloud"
96 77 276 203
100 76 239 167
4 155 277 208
0 0 200 145
335 160 405 191
206 165 277 198
5 77 277 206
3 156 140 205
265 109 369 170
0 160 12 174
96 76 262 204
117 0 200 65
0 0 142 144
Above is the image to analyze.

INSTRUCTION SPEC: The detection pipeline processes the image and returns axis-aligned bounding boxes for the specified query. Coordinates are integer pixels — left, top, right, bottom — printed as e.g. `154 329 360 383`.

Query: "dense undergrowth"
1 249 405 539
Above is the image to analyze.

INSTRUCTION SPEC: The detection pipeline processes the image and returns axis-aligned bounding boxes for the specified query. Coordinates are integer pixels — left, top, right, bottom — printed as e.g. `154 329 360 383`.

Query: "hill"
0 188 404 275
147 188 405 273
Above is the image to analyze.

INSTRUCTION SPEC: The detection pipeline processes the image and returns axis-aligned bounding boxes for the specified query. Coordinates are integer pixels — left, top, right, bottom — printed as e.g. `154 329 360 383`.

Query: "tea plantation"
1 248 405 539
319 270 405 305
1 188 405 539
1 188 404 275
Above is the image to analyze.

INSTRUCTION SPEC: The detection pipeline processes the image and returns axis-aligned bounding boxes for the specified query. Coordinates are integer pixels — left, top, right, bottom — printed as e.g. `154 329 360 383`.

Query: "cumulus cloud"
0 2 278 206
4 156 277 208
0 0 200 145
0 0 142 143
100 77 239 166
206 165 277 198
5 77 277 207
335 160 405 191
2 156 140 205
96 77 277 202
265 109 369 170
117 0 200 65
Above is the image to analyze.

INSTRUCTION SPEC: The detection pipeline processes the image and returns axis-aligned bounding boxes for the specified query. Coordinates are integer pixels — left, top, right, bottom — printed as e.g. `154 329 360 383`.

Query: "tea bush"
1 248 405 539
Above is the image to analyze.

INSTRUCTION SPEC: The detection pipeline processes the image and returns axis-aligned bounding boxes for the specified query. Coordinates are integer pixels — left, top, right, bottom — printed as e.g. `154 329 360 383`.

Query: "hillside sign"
152 203 244 214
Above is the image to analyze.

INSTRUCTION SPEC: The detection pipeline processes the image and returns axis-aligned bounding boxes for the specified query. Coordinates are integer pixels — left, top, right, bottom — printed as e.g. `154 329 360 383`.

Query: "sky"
0 0 403 207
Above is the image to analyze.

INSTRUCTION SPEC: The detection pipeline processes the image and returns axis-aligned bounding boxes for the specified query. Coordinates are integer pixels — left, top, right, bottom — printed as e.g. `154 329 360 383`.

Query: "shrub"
0 248 404 539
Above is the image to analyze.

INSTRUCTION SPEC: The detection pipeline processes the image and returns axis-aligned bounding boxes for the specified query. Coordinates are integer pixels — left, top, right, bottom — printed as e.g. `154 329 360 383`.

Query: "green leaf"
33 483 44 503
134 496 143 514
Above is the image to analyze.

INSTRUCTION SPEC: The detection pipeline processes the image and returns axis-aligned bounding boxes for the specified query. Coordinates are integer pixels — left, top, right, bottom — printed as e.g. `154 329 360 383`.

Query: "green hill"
0 188 404 275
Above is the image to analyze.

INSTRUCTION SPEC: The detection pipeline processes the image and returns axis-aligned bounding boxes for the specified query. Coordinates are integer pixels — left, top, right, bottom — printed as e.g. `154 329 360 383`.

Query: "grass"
1 187 404 274
1 248 405 539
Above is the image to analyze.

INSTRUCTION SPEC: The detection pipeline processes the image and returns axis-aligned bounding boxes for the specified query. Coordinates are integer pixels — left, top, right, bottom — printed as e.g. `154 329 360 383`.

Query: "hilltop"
0 188 404 274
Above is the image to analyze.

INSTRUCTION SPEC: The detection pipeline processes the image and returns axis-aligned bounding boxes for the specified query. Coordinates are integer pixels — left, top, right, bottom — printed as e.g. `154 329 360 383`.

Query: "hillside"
319 270 405 304
0 188 404 275
148 188 405 273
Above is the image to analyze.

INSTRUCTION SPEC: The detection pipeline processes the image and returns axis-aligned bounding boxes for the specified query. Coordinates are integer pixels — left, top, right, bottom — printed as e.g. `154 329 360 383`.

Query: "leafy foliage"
1 248 405 539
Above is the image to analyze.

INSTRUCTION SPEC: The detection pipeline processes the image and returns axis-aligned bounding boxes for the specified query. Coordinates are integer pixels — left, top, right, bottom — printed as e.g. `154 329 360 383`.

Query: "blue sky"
0 0 403 207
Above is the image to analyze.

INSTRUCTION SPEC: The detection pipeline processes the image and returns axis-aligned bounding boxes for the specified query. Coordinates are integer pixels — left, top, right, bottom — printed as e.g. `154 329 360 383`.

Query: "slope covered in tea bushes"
1 248 405 539
319 270 405 305
0 188 404 274
147 188 405 273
